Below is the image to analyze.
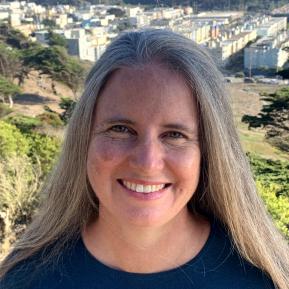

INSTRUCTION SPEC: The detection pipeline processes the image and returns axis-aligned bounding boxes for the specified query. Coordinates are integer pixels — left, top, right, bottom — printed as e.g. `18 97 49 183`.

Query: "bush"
0 121 30 159
5 114 42 133
242 87 289 152
257 181 289 239
248 153 289 198
0 155 42 254
37 112 64 128
248 153 289 239
59 97 76 124
26 132 61 175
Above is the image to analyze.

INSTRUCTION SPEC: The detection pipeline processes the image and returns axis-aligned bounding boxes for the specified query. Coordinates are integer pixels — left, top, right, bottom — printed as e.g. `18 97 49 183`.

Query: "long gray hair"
1 29 289 289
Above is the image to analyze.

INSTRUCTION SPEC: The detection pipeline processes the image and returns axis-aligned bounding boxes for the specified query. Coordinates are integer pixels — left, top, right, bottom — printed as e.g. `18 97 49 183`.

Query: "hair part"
1 29 289 289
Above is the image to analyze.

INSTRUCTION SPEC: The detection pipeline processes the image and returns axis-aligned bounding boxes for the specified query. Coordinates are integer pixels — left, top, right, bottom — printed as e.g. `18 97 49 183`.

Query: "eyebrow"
97 117 198 135
102 118 134 125
162 123 198 135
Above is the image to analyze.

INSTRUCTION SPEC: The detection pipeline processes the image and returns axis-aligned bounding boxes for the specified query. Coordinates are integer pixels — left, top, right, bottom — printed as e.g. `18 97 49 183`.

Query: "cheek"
169 147 201 184
87 139 128 170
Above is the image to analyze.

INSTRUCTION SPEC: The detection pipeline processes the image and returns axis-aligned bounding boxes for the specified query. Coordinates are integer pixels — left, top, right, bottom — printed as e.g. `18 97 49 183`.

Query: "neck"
82 209 210 273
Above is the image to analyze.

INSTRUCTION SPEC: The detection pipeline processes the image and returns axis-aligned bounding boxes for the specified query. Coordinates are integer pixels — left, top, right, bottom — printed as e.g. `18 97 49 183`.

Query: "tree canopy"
242 87 289 152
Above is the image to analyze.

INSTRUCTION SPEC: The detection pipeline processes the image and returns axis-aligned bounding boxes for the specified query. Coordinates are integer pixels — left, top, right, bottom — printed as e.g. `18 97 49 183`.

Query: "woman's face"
87 64 201 228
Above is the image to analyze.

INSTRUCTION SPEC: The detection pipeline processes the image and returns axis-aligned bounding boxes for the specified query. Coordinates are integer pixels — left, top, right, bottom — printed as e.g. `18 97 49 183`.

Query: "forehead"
94 64 198 126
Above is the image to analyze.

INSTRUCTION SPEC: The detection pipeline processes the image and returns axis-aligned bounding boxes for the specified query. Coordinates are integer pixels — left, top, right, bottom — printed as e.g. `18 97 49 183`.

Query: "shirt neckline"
78 217 217 280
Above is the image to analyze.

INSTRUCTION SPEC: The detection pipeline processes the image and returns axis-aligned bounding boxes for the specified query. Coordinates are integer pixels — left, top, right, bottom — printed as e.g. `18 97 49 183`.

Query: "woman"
1 29 289 289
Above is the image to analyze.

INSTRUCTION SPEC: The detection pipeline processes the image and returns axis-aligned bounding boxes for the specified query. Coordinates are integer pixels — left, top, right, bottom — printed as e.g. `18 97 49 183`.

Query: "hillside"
12 70 74 117
8 73 289 162
229 82 289 161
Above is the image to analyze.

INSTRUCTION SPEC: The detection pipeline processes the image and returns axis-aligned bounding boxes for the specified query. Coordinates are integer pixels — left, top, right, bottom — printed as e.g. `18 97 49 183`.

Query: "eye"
109 125 130 133
105 125 136 139
164 131 187 139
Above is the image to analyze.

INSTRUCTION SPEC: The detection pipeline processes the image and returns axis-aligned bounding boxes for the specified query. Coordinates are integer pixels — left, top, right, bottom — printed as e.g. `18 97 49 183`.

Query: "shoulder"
187 219 275 289
0 239 82 289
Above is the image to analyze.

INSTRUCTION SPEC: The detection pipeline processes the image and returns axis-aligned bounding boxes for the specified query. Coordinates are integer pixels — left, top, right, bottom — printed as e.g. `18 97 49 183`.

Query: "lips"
118 179 171 194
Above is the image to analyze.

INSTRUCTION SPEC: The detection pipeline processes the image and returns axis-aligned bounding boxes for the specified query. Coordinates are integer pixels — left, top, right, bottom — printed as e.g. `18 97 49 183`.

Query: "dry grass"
228 82 289 162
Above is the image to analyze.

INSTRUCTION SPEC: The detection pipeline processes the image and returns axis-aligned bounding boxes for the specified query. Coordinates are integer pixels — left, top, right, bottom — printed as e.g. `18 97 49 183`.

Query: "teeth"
122 180 166 193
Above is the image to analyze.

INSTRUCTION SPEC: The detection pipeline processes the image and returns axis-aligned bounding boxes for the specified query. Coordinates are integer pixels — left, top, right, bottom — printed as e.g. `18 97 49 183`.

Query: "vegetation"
41 18 57 29
248 153 289 198
58 97 77 123
107 7 125 17
21 45 85 97
47 31 67 48
0 118 61 254
0 156 42 254
246 153 289 239
0 20 288 258
0 23 31 50
0 76 21 107
0 104 12 118
26 132 60 175
0 121 30 159
5 115 43 134
0 43 22 81
0 24 86 99
242 87 289 152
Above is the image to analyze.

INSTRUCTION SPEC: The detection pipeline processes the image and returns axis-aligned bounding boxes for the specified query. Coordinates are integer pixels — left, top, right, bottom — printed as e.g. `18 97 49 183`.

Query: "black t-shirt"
1 220 275 289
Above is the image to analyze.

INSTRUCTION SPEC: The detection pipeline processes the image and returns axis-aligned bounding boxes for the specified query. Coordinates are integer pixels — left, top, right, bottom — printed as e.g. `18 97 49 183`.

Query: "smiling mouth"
117 179 171 194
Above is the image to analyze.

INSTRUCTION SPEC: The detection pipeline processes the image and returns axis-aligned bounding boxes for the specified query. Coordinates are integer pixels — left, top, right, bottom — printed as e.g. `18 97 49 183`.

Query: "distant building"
55 13 68 29
257 17 287 37
244 32 289 74
208 30 257 65
192 11 244 25
65 28 108 62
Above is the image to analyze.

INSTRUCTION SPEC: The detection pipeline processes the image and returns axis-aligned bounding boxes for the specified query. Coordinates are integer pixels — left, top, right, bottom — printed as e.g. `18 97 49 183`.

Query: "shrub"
26 132 61 175
36 112 64 127
248 153 289 198
0 155 42 254
257 181 289 239
5 114 42 133
0 121 30 159
59 97 76 124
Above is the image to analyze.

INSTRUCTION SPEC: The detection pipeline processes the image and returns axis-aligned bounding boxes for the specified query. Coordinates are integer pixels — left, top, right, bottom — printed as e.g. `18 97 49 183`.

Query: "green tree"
22 45 85 94
47 30 67 48
107 7 125 17
0 76 21 107
242 87 289 152
41 18 57 29
0 23 30 50
0 43 22 81
60 57 85 98
59 97 76 123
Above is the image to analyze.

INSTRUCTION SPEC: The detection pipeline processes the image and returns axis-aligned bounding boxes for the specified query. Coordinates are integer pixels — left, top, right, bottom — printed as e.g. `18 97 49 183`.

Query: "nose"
129 138 164 173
